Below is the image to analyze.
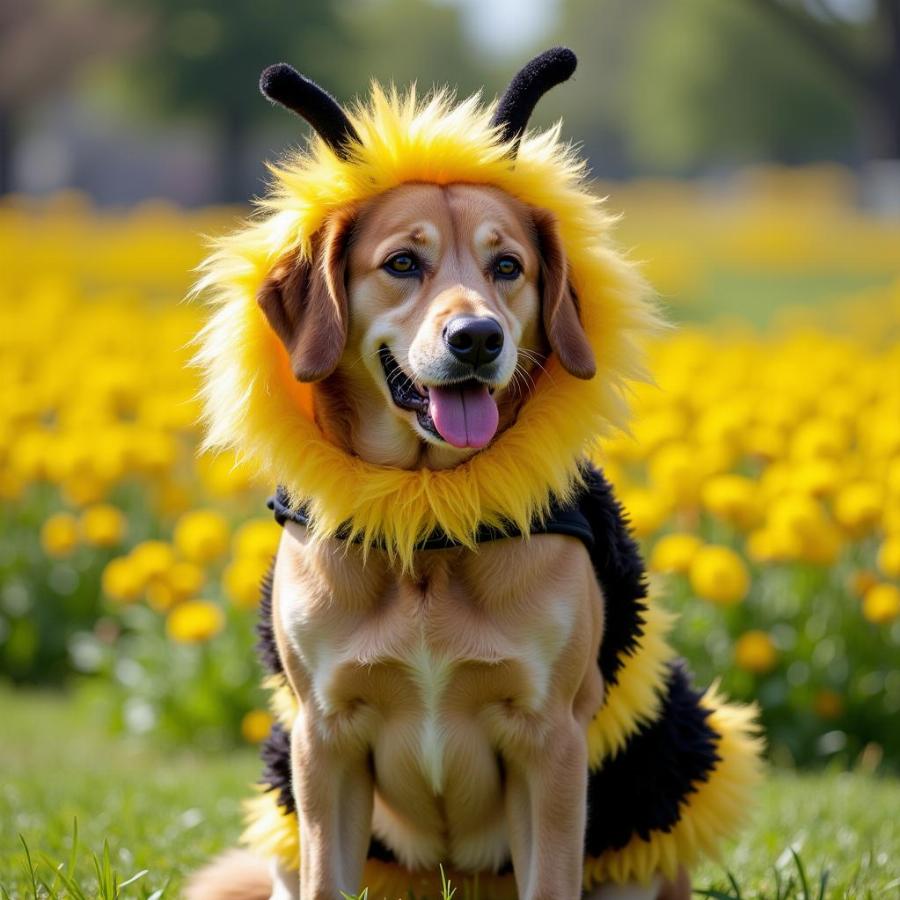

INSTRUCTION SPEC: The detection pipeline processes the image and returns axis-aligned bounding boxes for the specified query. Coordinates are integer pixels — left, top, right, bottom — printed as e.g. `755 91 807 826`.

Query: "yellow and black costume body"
246 467 762 897
193 47 764 897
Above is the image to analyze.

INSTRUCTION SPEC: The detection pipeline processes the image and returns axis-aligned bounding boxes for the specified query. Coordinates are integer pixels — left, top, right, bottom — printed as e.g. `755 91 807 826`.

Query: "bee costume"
195 48 764 897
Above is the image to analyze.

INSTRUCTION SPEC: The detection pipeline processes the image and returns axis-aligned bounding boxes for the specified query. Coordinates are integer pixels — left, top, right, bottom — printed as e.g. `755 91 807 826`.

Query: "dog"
187 48 763 900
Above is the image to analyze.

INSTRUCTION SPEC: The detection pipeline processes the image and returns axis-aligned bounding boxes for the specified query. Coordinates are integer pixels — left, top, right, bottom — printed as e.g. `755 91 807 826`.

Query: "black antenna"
491 47 577 151
260 63 360 159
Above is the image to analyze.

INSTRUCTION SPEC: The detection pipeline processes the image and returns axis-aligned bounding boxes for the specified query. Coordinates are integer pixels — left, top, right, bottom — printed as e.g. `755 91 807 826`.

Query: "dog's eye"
383 253 420 277
493 256 521 280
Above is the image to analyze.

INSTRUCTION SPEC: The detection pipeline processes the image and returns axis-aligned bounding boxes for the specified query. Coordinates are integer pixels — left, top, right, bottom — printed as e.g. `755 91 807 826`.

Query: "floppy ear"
533 209 596 380
256 209 354 382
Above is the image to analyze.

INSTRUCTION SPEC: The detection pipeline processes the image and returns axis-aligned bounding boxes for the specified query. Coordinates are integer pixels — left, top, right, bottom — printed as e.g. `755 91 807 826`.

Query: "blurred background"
4 0 900 202
2 0 900 894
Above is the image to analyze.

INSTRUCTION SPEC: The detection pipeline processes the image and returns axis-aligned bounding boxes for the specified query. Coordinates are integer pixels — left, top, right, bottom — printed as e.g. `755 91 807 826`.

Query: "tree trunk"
749 0 900 160
883 0 900 157
0 107 14 195
219 111 248 204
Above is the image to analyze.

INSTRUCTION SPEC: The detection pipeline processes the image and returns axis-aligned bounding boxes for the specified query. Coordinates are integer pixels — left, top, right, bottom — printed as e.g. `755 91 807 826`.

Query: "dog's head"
195 48 656 558
257 181 595 466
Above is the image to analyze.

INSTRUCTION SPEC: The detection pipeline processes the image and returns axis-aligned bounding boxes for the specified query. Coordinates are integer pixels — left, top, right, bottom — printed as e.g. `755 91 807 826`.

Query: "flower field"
2 167 899 769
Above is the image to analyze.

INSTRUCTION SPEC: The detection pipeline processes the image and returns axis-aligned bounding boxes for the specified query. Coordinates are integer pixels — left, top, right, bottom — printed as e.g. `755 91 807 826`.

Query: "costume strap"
268 484 594 550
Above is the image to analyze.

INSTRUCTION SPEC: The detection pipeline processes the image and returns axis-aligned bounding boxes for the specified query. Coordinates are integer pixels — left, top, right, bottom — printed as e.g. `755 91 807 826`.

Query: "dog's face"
258 183 595 468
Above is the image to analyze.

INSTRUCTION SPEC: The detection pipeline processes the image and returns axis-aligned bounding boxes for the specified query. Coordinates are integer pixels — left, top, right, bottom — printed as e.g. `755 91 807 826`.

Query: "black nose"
443 316 504 368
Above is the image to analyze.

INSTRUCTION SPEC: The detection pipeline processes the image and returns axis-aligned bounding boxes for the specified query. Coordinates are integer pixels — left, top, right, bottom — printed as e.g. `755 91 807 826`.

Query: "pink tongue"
428 384 499 448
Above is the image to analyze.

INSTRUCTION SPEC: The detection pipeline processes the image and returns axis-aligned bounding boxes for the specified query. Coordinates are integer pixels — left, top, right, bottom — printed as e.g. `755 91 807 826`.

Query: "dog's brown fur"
187 184 688 900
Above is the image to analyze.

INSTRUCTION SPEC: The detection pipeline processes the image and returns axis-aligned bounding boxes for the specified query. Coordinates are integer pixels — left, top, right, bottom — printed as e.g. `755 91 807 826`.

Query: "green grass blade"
725 871 743 900
439 864 456 900
693 890 740 900
51 860 90 900
791 847 811 900
773 863 784 900
119 869 149 890
38 874 63 900
19 835 39 900
68 817 79 884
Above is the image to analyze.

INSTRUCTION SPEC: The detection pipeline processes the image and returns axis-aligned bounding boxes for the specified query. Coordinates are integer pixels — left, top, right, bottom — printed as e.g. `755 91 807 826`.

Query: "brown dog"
188 182 689 900
268 182 605 899
184 48 762 900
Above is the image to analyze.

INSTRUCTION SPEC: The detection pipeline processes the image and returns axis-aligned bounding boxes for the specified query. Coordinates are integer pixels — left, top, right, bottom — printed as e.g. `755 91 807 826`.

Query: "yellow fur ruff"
194 85 660 568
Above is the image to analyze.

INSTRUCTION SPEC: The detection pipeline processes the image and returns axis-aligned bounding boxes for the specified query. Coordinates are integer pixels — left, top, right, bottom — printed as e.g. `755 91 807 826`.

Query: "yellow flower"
166 599 225 643
630 408 689 458
146 580 177 612
768 493 828 543
156 480 192 517
241 709 274 744
0 469 23 501
862 583 900 625
620 489 670 538
849 569 878 598
647 442 702 506
60 474 110 507
743 424 786 461
734 630 778 674
79 504 126 547
813 689 844 719
168 561 206 601
232 518 282 561
689 545 750 605
199 451 258 497
745 528 776 563
792 458 842 498
40 513 79 557
833 482 883 535
173 509 230 564
102 557 144 604
133 430 177 474
649 533 703 574
884 502 900 536
223 557 269 609
701 474 761 529
790 418 849 460
129 540 176 585
796 522 842 566
876 535 900 579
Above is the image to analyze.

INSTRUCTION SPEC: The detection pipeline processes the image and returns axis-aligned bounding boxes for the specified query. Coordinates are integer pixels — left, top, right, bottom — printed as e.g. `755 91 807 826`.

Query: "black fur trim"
491 48 577 148
578 466 648 688
260 63 360 159
584 660 721 855
260 720 294 814
255 555 283 676
367 835 398 863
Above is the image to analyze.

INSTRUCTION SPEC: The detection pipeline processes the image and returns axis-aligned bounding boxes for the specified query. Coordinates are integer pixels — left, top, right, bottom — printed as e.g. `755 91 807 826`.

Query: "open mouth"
378 346 500 449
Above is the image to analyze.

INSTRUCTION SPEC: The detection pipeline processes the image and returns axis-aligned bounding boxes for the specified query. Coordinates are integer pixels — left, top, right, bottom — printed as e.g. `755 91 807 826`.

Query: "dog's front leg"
505 715 588 900
291 707 373 900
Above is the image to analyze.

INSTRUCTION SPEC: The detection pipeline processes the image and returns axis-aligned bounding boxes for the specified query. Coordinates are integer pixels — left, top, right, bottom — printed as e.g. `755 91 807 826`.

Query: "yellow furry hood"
194 76 659 566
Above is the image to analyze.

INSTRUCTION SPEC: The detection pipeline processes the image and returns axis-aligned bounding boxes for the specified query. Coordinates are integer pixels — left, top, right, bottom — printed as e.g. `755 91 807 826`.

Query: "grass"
665 267 893 329
2 686 898 898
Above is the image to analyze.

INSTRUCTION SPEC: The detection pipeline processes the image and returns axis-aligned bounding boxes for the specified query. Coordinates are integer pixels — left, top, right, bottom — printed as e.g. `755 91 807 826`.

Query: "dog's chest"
276 524 594 782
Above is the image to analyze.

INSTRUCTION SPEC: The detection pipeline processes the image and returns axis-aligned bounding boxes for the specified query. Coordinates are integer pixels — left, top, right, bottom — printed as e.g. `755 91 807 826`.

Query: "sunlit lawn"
2 686 898 899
